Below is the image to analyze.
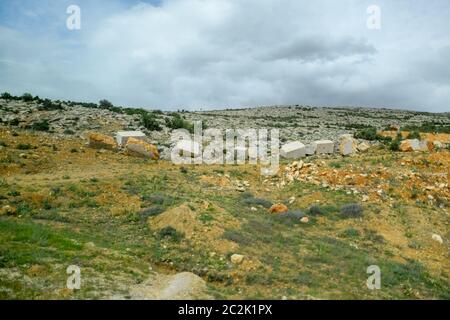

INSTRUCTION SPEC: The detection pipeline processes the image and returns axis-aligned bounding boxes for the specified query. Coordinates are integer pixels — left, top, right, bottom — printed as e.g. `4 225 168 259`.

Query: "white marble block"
312 140 335 154
281 141 306 159
116 131 146 147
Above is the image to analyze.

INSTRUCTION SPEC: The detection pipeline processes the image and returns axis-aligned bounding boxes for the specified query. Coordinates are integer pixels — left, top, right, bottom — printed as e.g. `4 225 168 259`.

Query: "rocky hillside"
0 93 449 300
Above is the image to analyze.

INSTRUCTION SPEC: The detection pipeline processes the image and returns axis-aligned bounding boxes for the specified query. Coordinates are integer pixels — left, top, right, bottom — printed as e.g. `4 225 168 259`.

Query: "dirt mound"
148 202 241 253
127 272 212 300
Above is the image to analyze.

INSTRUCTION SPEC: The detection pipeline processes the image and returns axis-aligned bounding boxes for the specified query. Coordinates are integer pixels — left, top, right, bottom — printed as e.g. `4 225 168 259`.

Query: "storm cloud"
0 0 449 112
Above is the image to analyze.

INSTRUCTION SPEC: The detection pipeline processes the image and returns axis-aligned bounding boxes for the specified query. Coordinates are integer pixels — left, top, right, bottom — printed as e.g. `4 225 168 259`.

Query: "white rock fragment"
230 254 245 265
312 140 334 154
116 131 146 147
305 143 317 155
338 134 358 156
432 234 443 244
280 141 306 159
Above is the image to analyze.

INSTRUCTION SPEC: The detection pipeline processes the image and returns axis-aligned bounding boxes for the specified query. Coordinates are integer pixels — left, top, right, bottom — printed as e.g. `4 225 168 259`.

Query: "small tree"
142 112 162 131
1 92 12 101
21 93 33 102
99 99 113 109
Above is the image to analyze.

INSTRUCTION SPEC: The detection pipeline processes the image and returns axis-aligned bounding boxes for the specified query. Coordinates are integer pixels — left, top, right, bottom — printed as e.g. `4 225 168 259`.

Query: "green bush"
340 203 363 218
38 99 63 111
308 205 323 216
31 120 50 131
275 210 306 225
140 206 165 218
242 197 273 209
354 127 392 142
21 93 33 102
158 226 184 242
165 113 194 133
16 143 33 150
1 92 12 100
341 228 360 238
99 99 114 109
407 130 421 139
142 112 162 131
402 122 450 134
389 134 402 151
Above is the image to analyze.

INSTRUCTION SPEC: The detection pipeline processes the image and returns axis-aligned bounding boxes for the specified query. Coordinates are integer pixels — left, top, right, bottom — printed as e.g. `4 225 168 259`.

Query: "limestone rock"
88 133 117 150
230 254 245 265
399 139 421 152
127 272 211 300
269 203 288 214
0 205 16 216
357 142 370 152
281 141 306 159
116 131 146 147
125 137 159 160
432 234 443 244
312 140 334 154
300 217 309 224
305 143 317 155
338 134 358 156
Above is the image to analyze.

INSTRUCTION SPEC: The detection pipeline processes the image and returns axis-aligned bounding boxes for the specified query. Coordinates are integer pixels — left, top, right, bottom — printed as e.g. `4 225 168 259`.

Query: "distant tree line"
1 92 198 133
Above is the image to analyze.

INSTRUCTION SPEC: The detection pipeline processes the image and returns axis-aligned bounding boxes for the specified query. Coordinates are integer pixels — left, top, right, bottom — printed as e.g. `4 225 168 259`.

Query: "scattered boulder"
125 137 159 160
268 203 288 214
281 141 306 159
230 254 245 265
312 140 334 154
432 234 443 244
305 143 317 155
399 139 421 152
357 142 370 152
300 217 309 224
88 133 117 150
116 131 146 147
338 134 358 156
0 205 16 216
127 272 212 300
433 141 443 149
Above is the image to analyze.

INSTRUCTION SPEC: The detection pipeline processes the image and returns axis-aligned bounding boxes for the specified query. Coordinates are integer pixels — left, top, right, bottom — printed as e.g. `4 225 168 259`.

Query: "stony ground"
0 126 449 300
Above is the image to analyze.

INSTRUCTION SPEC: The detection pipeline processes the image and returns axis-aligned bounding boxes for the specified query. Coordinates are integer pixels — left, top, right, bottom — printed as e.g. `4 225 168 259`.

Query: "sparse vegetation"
165 113 194 133
340 203 363 218
141 112 162 131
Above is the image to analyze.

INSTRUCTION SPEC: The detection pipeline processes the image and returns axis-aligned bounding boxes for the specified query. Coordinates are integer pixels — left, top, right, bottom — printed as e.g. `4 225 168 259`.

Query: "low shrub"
243 197 273 209
16 143 33 150
158 226 184 242
275 210 306 225
31 120 50 131
340 203 363 218
142 112 162 131
308 205 323 216
223 229 251 245
140 206 165 218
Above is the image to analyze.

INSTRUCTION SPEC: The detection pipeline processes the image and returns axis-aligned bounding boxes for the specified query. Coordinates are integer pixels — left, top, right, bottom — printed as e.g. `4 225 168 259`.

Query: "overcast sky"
0 0 449 112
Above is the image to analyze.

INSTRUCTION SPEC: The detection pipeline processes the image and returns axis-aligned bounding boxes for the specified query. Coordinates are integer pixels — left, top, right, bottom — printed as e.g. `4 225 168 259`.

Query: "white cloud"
0 0 449 111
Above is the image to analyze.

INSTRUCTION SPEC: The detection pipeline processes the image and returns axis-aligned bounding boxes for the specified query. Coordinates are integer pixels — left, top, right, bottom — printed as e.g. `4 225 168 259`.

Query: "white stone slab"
281 141 306 159
312 140 335 154
305 144 317 155
116 131 146 147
